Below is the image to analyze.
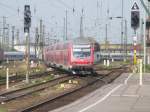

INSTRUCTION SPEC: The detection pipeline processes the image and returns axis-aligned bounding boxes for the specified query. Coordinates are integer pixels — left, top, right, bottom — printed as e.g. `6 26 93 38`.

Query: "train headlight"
69 66 72 69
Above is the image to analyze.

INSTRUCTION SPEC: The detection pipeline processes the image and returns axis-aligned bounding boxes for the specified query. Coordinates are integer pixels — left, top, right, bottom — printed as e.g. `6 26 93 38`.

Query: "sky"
0 0 147 44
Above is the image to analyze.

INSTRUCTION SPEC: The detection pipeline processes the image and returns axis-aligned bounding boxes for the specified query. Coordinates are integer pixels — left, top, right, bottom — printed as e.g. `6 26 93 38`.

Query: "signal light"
131 11 140 30
24 5 31 33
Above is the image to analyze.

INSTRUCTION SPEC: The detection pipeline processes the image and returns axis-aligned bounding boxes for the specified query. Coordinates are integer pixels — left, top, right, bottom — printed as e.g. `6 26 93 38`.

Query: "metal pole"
12 26 15 50
139 59 143 85
39 19 43 60
105 24 108 58
42 25 45 60
5 24 9 51
66 10 68 40
80 16 83 38
124 20 128 61
6 68 9 89
63 17 66 41
140 19 144 57
133 30 137 65
121 0 124 60
16 29 20 45
144 17 146 72
25 32 30 83
143 0 146 72
35 27 38 58
3 16 6 50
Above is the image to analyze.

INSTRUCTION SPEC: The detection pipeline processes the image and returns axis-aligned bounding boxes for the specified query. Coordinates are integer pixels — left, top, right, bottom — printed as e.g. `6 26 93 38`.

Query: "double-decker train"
44 37 100 74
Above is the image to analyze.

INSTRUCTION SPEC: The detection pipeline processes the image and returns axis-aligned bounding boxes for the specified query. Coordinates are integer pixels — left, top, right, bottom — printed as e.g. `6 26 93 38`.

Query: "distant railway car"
101 52 135 61
4 51 36 61
44 37 99 74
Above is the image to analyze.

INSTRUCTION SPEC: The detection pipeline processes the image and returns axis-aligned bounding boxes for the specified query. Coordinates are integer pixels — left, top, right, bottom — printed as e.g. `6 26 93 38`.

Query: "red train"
44 38 99 74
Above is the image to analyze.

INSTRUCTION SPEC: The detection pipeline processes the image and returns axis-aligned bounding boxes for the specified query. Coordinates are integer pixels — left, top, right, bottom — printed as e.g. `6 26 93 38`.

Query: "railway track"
94 64 128 71
18 68 125 112
0 64 125 86
0 75 75 103
0 69 65 86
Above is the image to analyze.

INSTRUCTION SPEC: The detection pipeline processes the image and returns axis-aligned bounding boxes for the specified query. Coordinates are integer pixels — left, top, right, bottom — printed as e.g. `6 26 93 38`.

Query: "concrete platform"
52 73 150 112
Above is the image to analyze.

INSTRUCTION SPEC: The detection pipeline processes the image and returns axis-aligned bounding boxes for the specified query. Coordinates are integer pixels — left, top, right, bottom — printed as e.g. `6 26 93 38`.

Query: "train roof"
4 51 24 55
47 37 100 49
4 51 35 55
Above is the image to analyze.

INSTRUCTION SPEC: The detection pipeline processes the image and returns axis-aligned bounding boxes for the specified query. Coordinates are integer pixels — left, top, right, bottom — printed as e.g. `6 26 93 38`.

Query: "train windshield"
73 45 91 58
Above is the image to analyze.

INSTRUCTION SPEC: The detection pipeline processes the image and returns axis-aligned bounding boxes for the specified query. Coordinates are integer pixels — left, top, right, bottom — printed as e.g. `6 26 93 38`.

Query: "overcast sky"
0 0 146 44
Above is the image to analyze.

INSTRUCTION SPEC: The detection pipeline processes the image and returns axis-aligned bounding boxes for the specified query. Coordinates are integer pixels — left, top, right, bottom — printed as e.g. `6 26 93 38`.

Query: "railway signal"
24 5 31 83
24 5 31 33
131 2 140 65
131 11 140 30
131 2 140 30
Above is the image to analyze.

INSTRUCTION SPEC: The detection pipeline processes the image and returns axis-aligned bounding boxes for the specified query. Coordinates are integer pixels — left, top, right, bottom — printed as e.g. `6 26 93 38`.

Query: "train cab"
70 44 94 74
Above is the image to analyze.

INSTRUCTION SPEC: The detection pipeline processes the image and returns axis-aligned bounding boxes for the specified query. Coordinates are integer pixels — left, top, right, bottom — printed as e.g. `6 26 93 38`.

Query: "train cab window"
73 48 91 58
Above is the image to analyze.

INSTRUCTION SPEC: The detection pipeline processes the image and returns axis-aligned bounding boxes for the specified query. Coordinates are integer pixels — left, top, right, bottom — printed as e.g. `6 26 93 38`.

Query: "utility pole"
42 25 45 60
96 0 99 24
6 24 9 51
39 19 43 60
2 16 6 50
96 0 101 41
124 20 128 61
121 0 124 59
16 29 20 45
11 26 14 48
63 17 66 41
80 16 84 38
35 27 39 58
65 10 68 40
105 24 108 52
106 1 109 59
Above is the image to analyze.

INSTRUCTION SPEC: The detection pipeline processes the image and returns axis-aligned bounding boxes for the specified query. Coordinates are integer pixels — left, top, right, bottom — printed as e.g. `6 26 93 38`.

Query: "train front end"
70 44 94 74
